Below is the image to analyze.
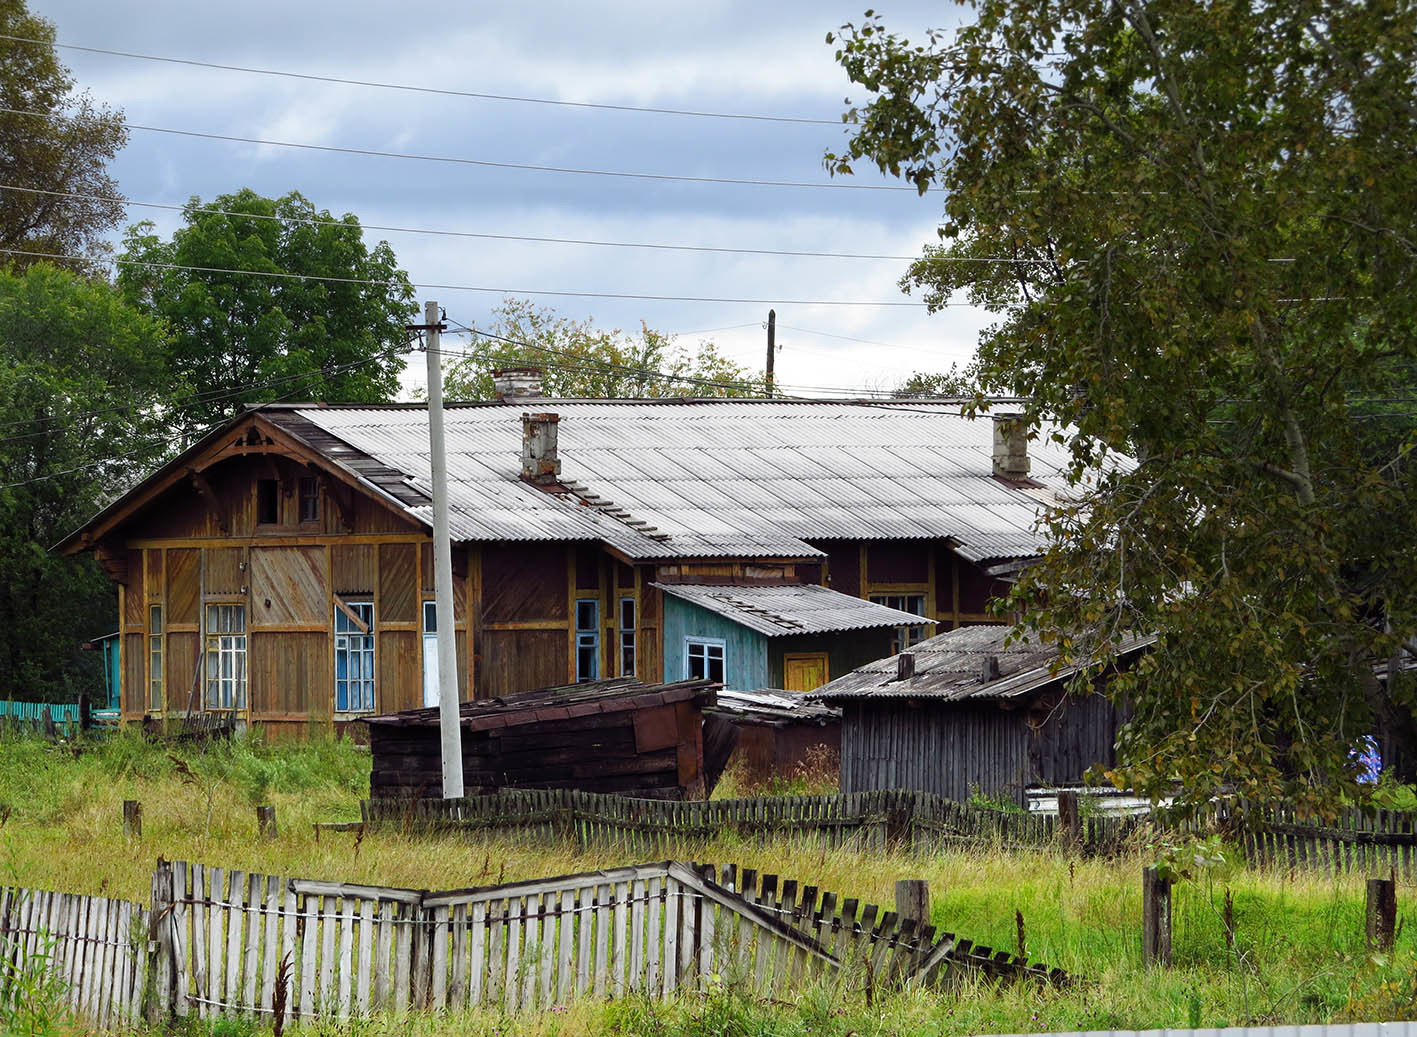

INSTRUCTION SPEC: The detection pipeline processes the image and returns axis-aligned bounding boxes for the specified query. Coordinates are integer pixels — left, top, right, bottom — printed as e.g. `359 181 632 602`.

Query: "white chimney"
493 367 543 400
992 413 1030 480
521 411 561 484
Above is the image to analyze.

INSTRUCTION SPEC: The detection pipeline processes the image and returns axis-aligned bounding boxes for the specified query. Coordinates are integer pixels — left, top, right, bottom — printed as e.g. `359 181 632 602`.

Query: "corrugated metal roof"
280 399 1104 563
651 581 937 638
811 624 1154 703
710 688 841 727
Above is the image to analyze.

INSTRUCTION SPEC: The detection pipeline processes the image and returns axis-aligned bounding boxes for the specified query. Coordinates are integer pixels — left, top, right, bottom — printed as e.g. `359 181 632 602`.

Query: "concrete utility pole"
765 309 776 397
422 300 464 800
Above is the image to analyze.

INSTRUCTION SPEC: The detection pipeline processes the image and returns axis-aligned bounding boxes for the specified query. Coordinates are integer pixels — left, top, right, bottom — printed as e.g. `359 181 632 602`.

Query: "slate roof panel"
652 582 937 638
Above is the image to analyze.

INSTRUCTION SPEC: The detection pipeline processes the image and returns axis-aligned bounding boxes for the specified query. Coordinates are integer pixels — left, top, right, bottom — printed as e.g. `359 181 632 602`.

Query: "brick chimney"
992 413 1030 480
493 367 543 400
521 412 561 484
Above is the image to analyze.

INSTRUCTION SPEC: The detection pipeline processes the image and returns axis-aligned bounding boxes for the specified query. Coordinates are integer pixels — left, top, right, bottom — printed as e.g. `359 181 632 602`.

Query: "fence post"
885 791 915 850
77 694 91 732
257 805 278 840
1142 867 1172 966
124 800 143 839
148 858 175 1023
1057 791 1081 850
1366 877 1397 951
895 879 930 924
42 705 57 741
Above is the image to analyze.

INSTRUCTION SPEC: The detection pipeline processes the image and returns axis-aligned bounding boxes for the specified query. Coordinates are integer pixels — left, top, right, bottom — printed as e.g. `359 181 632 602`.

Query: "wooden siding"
482 544 567 622
332 544 376 595
166 632 199 713
250 632 330 720
839 694 1121 805
378 544 417 625
166 549 200 625
480 630 567 698
377 630 422 714
660 596 768 690
123 633 144 714
205 547 246 596
249 547 328 627
766 629 893 691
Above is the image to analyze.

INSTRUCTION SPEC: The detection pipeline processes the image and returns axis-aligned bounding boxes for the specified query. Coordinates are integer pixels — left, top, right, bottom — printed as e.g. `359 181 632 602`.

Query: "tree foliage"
892 362 982 399
118 189 416 431
443 298 762 399
829 1 1417 811
0 264 169 701
0 0 127 267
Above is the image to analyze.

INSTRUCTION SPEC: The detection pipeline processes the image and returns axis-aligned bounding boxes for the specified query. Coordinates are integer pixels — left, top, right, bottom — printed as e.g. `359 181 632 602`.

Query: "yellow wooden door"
783 653 829 692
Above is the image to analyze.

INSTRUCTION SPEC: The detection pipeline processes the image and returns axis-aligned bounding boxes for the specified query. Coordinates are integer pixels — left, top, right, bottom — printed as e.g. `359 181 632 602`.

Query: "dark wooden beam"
187 468 229 536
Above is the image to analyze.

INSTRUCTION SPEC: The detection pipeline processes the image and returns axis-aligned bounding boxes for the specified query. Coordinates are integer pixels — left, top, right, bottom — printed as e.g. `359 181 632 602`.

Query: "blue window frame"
576 599 599 682
335 601 375 713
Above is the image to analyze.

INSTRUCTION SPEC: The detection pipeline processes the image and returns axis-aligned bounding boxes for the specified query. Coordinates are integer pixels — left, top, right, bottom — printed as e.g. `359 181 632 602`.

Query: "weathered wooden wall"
838 693 1121 805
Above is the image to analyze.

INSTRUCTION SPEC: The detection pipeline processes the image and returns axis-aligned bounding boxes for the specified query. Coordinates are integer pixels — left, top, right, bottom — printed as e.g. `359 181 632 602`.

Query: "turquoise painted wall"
661 596 769 690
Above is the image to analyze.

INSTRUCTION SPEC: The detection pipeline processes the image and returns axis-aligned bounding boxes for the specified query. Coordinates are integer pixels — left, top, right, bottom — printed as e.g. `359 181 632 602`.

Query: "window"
685 637 725 685
298 477 320 522
618 597 636 677
204 604 246 710
421 601 440 708
870 594 929 654
148 605 163 711
256 479 279 524
335 601 375 713
575 599 599 682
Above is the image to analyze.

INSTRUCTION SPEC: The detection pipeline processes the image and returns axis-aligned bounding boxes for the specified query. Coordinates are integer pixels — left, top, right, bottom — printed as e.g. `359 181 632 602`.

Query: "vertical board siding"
661 595 769 690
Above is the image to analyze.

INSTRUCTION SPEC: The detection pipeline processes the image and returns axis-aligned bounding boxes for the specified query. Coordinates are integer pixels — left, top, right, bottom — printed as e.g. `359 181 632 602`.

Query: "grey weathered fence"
0 886 149 1028
366 788 1417 879
363 787 1141 855
1 856 1062 1029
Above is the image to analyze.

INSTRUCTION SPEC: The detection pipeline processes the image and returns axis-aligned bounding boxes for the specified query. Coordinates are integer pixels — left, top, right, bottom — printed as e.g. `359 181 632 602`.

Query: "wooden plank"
299 891 318 1019
503 896 523 1014
223 870 245 1012
593 883 610 998
629 876 646 992
557 888 575 1003
207 867 227 1016
339 898 357 1017
393 900 413 1011
260 876 280 1019
374 900 394 1010
319 894 338 1015
574 884 593 999
240 876 260 1016
486 900 505 1008
698 868 716 989
645 875 662 995
190 864 209 1019
449 902 467 1010
539 891 556 1007
662 876 679 996
520 892 540 1010
431 903 450 1010
468 901 487 1007
172 863 191 1018
280 882 298 1018
611 879 629 997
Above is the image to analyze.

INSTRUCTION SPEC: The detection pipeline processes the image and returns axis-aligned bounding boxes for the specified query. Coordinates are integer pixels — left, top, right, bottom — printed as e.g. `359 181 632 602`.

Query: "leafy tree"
828 2 1417 811
892 362 982 399
0 0 127 267
0 264 169 702
443 298 762 399
118 189 416 431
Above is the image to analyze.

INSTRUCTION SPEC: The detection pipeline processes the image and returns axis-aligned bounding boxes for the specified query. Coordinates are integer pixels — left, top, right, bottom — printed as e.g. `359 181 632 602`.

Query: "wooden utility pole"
419 300 464 800
765 309 776 397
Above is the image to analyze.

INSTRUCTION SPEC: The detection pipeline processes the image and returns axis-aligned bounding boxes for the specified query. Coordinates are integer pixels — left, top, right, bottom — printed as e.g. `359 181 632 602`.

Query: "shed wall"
661 596 768 690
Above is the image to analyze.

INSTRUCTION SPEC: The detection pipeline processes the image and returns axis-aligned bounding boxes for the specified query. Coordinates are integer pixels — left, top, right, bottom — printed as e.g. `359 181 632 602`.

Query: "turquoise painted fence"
0 699 81 734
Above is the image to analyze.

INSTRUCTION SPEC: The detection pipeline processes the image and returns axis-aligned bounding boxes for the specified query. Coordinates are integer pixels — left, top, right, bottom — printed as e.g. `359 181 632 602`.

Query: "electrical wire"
0 34 841 127
0 107 914 193
0 184 931 262
0 247 946 307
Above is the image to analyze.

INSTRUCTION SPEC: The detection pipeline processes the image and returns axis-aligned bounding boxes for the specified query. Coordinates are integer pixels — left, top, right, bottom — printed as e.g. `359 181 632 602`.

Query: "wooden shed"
708 689 842 785
363 676 737 801
812 626 1152 806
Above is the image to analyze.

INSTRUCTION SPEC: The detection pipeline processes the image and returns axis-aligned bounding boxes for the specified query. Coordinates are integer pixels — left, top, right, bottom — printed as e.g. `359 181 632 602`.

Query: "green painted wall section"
766 628 895 690
661 596 769 690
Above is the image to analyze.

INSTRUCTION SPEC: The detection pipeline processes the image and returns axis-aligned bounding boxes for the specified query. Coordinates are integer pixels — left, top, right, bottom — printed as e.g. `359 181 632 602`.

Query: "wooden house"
363 676 735 800
812 626 1152 806
59 379 1080 734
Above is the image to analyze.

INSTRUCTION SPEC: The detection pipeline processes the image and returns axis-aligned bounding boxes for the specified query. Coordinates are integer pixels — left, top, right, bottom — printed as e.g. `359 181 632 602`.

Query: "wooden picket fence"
363 787 1142 856
0 886 149 1028
1 856 1063 1029
367 788 1417 879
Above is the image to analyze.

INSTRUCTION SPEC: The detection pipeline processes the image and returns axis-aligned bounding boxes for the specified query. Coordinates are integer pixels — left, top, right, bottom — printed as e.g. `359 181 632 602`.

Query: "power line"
0 184 928 262
2 247 944 308
1 33 840 127
0 107 914 193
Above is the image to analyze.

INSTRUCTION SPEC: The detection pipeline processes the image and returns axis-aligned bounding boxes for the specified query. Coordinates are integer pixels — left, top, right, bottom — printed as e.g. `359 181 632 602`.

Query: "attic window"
299 477 320 522
257 479 279 525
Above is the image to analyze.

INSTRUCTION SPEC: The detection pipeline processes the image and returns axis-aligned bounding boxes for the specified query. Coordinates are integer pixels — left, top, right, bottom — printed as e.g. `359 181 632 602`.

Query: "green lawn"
2 730 1415 1035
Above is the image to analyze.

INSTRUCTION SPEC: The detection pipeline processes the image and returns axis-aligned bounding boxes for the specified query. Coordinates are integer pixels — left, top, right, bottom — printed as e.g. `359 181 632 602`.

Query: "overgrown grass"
5 730 1417 1035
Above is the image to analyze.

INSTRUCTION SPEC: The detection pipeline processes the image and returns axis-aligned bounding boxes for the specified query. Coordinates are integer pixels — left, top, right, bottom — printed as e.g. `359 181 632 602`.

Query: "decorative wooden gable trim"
60 412 426 555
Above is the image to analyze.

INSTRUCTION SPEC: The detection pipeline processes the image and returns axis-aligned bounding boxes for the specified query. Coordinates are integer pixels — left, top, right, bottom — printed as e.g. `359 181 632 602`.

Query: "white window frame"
870 593 929 654
575 598 600 683
618 596 636 677
683 636 727 686
335 600 376 714
204 604 247 710
149 604 164 712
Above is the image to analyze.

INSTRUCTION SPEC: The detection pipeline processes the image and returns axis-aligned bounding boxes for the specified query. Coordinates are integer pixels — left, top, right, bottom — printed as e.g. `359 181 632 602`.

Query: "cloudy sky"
29 1 989 397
